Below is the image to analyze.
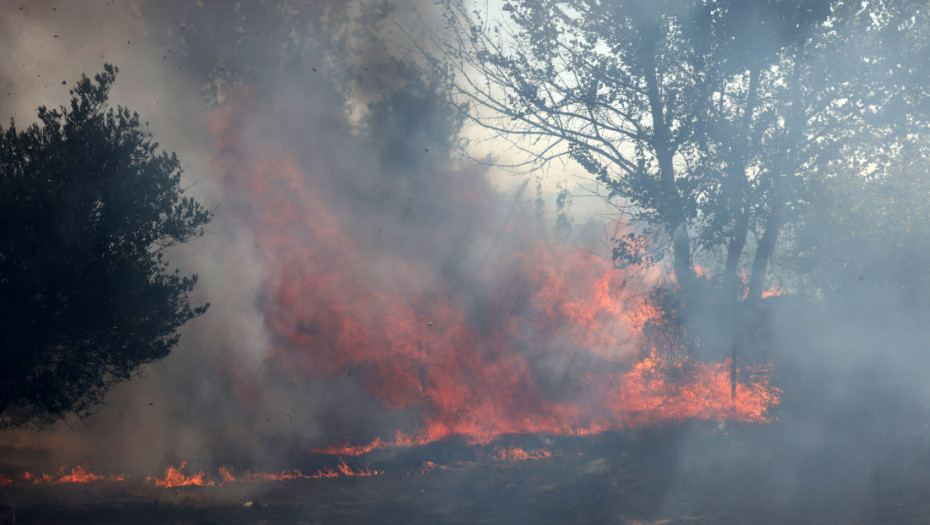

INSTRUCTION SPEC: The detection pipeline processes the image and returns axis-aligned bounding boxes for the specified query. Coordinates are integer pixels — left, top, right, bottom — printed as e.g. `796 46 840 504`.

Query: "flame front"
493 446 553 462
147 462 214 488
217 461 382 482
209 93 781 457
0 466 126 485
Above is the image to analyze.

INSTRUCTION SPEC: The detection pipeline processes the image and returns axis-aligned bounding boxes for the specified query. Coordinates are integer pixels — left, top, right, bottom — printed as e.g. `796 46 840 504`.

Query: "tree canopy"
436 0 929 304
433 0 930 394
0 65 211 428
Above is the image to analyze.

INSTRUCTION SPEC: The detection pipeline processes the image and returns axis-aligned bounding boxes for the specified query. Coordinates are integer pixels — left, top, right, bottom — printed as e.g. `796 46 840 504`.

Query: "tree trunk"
747 205 783 303
725 66 760 398
722 66 760 301
641 28 694 293
726 206 749 400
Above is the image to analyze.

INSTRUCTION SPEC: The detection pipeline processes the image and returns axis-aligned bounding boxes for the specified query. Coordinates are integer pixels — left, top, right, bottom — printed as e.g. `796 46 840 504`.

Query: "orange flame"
493 446 553 462
762 286 788 299
234 460 382 481
48 466 126 484
417 461 447 473
312 459 382 479
147 462 214 488
209 94 782 458
219 464 236 482
190 462 383 484
4 466 128 485
4 461 385 488
243 469 307 482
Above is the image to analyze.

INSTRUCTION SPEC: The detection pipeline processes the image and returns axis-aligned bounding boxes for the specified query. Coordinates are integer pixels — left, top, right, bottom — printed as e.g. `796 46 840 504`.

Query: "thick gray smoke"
0 0 585 477
2 2 930 522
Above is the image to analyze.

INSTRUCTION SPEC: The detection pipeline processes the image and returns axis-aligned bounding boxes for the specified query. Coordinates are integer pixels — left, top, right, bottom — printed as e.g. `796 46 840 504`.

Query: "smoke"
0 0 623 475
3 2 929 522
0 0 446 473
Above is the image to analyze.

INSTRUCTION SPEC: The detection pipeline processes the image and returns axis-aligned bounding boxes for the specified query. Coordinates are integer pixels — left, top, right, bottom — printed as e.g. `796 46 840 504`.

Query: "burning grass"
10 427 928 525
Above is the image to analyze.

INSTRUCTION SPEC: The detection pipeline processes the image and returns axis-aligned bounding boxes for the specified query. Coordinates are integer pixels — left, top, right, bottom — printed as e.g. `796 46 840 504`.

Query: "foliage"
0 65 211 428
431 0 930 397
795 141 930 307
141 0 383 106
435 0 929 305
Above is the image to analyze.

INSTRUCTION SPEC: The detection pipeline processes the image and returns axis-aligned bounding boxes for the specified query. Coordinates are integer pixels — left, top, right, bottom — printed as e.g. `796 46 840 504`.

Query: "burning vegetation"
6 1 930 523
207 94 781 461
0 93 782 495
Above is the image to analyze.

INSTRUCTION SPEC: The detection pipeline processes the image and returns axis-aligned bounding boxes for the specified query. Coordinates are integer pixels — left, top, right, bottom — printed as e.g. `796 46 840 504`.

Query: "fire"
219 464 235 482
493 446 553 462
44 466 127 484
209 93 782 457
190 462 383 484
314 437 391 457
147 462 214 488
762 286 788 299
2 461 385 489
313 459 382 479
242 470 308 482
0 466 128 485
417 461 447 473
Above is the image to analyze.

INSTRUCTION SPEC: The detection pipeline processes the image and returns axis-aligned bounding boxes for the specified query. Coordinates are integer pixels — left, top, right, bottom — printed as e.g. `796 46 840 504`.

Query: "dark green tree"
0 65 211 428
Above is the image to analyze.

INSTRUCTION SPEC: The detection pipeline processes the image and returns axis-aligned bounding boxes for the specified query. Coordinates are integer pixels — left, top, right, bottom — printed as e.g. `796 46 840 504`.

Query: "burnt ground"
4 422 930 525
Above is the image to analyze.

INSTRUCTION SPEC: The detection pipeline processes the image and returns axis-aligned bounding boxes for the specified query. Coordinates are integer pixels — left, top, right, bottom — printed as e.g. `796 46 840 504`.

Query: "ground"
4 424 930 524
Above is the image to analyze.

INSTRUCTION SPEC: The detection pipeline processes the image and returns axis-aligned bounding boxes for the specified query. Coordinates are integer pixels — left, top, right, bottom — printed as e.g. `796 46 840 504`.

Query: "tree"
436 0 833 294
796 140 930 308
0 65 212 428
140 0 357 106
434 0 930 390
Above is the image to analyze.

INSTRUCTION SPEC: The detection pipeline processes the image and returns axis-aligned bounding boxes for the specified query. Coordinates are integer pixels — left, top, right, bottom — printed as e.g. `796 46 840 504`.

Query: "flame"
238 461 382 481
2 461 384 488
417 461 447 473
762 286 788 299
312 459 382 479
219 464 236 482
185 462 383 484
5 87 788 495
209 94 781 457
0 466 128 485
46 466 127 484
492 446 553 462
244 470 308 482
147 462 215 488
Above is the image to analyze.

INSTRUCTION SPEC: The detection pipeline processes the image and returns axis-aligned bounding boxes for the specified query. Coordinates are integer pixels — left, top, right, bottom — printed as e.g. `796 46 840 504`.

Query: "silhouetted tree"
0 65 211 428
